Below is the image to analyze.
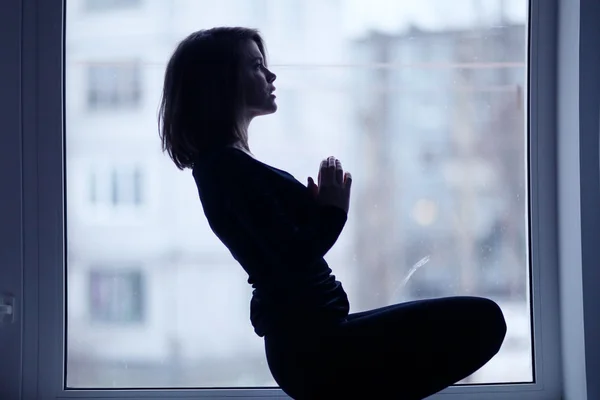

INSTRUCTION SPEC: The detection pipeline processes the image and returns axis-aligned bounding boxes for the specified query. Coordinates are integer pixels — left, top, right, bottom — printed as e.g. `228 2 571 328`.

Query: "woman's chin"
251 101 277 117
263 101 278 114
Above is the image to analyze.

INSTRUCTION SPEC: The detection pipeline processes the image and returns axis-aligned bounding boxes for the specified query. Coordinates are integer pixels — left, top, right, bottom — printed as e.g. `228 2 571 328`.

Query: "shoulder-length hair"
158 27 267 170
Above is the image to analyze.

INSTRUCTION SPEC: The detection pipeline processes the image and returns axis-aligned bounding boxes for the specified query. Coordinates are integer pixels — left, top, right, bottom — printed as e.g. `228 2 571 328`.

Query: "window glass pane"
65 0 531 389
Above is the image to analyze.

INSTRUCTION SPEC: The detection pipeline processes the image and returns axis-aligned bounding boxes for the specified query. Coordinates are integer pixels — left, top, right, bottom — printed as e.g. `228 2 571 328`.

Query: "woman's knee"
466 297 507 354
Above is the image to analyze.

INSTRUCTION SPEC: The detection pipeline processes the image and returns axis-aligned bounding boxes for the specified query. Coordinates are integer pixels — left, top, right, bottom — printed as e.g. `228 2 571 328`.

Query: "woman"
159 27 507 400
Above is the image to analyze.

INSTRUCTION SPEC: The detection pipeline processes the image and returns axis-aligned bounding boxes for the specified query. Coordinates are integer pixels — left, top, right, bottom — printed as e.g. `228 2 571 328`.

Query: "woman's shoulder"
194 146 249 170
193 146 267 187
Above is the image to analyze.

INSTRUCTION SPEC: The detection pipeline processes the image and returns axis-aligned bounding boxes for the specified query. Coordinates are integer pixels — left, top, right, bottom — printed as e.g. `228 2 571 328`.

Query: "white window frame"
1 0 598 399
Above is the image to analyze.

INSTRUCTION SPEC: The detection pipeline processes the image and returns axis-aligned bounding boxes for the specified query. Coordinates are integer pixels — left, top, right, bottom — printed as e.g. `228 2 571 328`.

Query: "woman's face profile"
239 39 277 119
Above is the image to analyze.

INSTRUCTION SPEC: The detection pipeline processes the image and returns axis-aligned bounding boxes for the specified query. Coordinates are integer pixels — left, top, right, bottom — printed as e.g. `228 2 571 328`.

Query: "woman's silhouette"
159 27 507 400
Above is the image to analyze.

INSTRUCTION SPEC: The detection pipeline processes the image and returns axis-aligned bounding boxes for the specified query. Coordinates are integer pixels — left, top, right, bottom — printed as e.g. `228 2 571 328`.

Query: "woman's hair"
158 27 268 170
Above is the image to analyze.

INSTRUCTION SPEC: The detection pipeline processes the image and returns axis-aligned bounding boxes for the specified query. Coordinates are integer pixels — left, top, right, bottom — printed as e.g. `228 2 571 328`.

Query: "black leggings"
264 296 507 400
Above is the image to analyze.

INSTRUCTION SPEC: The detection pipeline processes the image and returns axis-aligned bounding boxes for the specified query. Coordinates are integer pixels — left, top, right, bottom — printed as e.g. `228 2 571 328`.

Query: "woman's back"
192 146 350 337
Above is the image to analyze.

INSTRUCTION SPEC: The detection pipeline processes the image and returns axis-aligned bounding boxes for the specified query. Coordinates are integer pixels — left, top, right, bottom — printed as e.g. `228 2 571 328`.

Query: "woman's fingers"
320 156 345 186
318 159 327 186
315 157 352 213
344 172 352 212
307 176 319 198
320 157 333 185
344 172 352 189
327 157 336 183
335 159 344 184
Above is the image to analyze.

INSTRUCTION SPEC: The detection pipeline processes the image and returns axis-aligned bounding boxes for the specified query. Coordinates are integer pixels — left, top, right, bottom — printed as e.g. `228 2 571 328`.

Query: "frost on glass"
65 0 531 388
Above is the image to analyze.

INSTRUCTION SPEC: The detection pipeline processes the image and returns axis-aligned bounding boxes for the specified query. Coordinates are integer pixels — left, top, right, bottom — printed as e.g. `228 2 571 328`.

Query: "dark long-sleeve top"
192 146 350 337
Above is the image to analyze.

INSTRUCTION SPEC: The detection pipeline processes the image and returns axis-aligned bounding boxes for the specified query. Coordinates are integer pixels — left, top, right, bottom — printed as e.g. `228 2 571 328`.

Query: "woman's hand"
307 156 352 214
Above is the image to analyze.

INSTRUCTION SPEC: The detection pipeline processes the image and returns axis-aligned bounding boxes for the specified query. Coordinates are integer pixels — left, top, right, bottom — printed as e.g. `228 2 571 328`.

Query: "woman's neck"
230 142 255 159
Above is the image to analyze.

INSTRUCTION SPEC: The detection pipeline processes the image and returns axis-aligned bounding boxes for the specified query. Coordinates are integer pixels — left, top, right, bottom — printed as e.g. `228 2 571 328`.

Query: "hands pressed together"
307 156 352 214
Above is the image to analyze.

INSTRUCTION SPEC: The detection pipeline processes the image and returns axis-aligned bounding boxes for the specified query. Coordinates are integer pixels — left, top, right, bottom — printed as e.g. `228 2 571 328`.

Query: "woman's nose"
267 70 276 83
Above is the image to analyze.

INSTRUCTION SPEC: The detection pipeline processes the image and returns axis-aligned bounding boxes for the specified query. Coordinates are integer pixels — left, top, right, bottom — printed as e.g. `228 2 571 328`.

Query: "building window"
85 0 141 12
89 165 145 208
89 269 145 323
87 61 141 110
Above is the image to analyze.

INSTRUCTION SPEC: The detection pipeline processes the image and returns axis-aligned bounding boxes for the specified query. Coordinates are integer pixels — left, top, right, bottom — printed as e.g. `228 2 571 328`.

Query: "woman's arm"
221 152 348 266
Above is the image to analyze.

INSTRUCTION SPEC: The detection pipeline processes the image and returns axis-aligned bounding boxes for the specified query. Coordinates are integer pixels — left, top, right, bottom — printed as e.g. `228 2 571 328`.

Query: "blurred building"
350 23 526 307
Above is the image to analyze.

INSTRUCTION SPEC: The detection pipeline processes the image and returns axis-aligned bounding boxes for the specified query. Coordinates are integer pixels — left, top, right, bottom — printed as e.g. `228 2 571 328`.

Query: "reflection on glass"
65 0 531 389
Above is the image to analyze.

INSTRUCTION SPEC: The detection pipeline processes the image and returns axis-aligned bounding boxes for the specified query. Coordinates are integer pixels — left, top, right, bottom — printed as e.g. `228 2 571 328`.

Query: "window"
85 0 141 12
89 165 144 208
7 0 600 399
89 269 145 323
81 163 147 223
71 0 534 388
70 0 534 390
87 61 141 110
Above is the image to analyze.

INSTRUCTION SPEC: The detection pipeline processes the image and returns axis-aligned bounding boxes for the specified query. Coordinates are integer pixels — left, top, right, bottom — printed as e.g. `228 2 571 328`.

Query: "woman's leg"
265 296 506 400
344 298 426 321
